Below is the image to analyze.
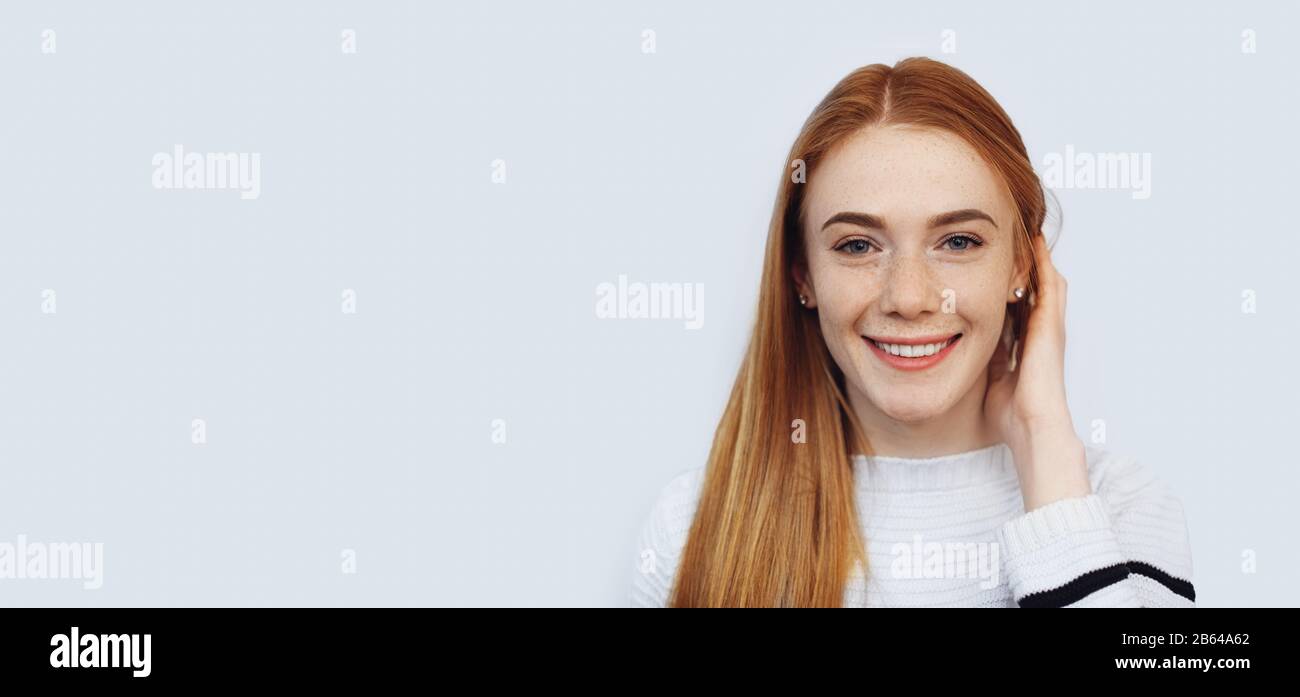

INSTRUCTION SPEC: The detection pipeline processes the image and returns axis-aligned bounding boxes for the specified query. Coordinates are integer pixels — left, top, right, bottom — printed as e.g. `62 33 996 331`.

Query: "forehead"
805 125 1012 228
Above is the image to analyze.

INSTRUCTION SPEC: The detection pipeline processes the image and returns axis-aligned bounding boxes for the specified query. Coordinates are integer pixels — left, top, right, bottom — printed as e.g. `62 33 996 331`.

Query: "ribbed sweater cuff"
999 494 1140 607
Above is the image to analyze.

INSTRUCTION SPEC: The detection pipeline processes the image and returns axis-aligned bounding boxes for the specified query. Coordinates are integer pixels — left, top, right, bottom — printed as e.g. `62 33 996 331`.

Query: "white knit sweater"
629 443 1195 607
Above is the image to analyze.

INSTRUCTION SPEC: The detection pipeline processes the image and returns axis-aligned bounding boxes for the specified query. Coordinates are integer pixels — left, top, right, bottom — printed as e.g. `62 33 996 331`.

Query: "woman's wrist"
1010 424 1091 512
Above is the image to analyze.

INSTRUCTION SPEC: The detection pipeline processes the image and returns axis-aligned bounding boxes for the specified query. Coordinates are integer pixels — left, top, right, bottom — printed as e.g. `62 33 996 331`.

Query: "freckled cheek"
814 267 880 323
814 263 1003 324
945 279 1006 325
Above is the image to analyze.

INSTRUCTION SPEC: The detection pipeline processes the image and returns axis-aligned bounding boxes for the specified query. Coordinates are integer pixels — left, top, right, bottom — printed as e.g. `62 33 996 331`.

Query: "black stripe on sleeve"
1017 561 1196 607
1127 561 1196 602
1017 563 1131 608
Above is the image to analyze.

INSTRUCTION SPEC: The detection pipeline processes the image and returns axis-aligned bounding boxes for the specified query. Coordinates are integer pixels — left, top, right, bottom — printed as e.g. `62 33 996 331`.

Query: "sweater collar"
850 442 1016 492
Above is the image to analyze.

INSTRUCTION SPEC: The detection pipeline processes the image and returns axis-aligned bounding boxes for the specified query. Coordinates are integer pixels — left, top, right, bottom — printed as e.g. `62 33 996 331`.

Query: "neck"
847 366 1000 459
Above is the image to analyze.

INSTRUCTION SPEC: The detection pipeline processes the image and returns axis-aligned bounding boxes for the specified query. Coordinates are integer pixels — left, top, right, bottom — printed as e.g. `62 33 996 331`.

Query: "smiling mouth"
864 333 962 358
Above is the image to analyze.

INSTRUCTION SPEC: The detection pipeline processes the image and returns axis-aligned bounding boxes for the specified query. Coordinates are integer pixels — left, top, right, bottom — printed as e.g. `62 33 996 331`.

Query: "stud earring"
1013 287 1026 300
798 293 807 306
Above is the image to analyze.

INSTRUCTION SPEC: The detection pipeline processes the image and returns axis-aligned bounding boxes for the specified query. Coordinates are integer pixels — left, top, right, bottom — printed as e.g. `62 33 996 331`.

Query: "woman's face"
796 125 1027 423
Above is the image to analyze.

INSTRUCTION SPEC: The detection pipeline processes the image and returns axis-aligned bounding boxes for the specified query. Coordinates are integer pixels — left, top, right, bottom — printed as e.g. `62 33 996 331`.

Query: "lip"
863 333 959 346
864 333 962 372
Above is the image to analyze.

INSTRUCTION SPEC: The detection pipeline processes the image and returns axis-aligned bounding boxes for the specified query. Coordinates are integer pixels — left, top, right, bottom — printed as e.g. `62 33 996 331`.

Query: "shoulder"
1082 444 1195 597
628 466 707 607
1082 444 1181 509
637 466 707 559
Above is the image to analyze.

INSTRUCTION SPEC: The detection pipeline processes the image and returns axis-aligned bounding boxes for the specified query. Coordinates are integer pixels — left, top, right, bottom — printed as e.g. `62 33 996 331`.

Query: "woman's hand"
984 234 1091 512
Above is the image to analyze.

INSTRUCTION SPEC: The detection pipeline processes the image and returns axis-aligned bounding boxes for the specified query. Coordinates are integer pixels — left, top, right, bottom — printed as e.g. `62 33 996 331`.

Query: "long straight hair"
669 57 1047 607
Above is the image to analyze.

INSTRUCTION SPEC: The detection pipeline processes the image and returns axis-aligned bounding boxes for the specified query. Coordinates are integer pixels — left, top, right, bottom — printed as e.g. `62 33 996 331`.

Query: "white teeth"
871 337 953 357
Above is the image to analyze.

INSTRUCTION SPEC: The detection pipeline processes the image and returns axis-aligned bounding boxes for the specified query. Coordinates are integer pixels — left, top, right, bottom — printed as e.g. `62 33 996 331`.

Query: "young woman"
630 57 1195 608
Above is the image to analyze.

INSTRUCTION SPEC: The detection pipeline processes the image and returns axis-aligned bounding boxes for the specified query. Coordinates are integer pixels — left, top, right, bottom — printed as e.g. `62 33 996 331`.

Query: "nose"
877 252 942 320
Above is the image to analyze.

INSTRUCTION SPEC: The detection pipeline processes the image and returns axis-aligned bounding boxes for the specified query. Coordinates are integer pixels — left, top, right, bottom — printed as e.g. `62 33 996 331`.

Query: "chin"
874 395 950 423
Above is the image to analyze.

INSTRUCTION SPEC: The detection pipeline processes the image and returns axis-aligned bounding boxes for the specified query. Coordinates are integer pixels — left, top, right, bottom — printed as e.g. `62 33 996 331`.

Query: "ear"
791 260 817 309
1008 246 1032 304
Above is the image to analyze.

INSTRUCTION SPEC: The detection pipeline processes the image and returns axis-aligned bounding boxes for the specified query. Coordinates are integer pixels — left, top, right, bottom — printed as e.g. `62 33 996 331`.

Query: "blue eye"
835 239 875 255
942 234 983 251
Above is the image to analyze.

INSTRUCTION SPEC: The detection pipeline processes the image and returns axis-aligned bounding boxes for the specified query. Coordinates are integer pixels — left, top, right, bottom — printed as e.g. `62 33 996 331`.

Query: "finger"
1041 236 1068 316
1033 234 1057 288
1032 235 1065 313
1028 235 1068 340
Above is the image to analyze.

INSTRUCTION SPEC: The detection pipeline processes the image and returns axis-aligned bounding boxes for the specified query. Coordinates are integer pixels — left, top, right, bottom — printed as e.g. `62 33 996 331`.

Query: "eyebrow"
820 208 998 231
